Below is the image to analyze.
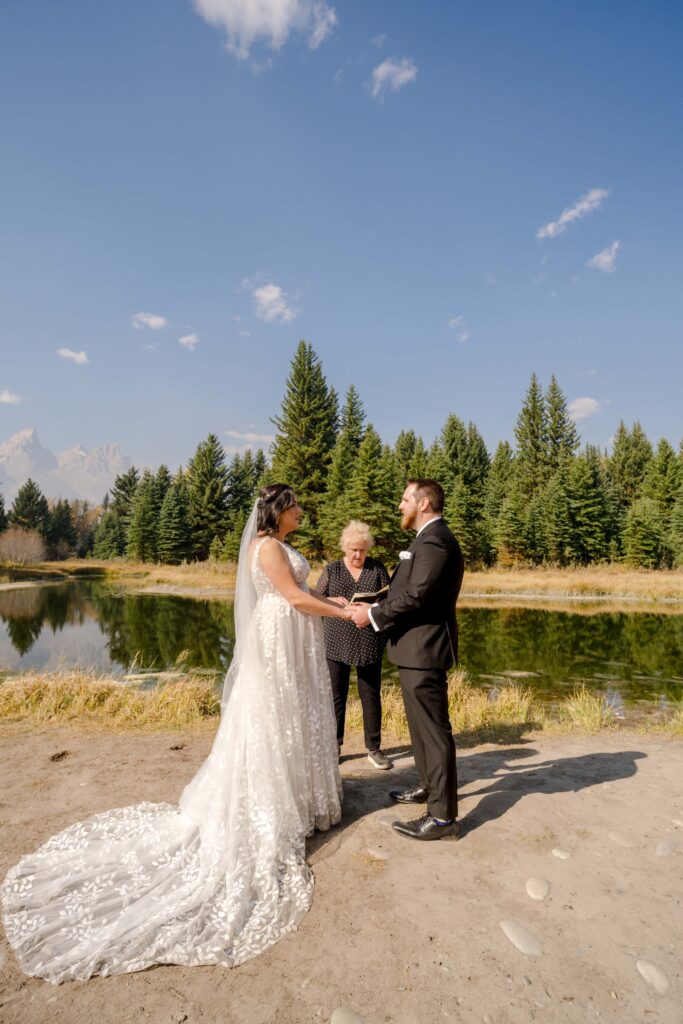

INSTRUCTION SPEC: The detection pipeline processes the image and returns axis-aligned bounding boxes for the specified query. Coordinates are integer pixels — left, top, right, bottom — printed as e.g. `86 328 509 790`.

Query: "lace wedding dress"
1 528 342 984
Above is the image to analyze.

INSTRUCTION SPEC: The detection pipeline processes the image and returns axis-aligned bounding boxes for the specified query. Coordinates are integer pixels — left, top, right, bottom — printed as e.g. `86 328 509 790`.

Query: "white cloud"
536 187 609 240
0 389 21 405
192 0 337 59
131 312 169 330
57 348 88 365
252 281 299 324
448 315 470 343
225 429 275 444
587 240 620 273
371 33 385 48
568 397 601 422
371 56 418 99
179 333 200 350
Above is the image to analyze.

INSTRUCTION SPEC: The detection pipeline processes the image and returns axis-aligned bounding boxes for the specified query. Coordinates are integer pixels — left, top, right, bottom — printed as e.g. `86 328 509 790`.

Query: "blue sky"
1 0 681 468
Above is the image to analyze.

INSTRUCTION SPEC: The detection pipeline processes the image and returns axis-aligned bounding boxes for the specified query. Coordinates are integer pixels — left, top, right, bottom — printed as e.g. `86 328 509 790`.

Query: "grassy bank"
1 668 680 741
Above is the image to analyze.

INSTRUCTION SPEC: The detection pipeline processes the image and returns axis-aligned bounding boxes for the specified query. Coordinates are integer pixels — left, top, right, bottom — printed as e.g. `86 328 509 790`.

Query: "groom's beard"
401 511 417 531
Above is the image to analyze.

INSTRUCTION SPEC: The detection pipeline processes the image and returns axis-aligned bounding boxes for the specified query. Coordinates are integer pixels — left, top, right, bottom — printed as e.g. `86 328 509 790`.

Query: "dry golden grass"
556 685 616 732
1 667 681 740
0 669 220 731
462 566 683 603
346 668 544 745
42 559 238 594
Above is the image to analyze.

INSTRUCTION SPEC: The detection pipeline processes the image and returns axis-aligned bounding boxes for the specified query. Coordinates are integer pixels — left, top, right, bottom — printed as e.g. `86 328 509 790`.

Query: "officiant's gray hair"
340 520 374 552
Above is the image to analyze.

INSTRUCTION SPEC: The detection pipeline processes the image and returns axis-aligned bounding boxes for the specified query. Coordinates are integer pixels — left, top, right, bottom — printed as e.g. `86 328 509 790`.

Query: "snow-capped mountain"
0 429 131 504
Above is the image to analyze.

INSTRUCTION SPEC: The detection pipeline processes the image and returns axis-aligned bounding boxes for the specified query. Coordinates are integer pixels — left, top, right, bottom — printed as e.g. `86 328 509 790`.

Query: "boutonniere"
399 550 412 560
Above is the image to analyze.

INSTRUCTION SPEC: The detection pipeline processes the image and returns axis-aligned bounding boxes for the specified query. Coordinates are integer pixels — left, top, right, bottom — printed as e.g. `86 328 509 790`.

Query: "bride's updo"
257 484 298 534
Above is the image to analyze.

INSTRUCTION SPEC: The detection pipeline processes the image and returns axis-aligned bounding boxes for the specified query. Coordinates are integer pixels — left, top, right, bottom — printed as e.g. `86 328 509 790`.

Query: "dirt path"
1 725 681 1023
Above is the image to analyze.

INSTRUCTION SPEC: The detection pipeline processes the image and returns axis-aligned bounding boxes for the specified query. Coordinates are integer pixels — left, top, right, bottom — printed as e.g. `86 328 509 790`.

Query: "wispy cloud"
192 0 337 59
371 56 418 99
536 187 609 240
587 240 620 273
568 396 601 422
448 315 470 343
179 333 200 350
252 281 299 324
0 389 21 405
371 33 385 48
225 429 275 444
131 312 169 330
57 348 88 365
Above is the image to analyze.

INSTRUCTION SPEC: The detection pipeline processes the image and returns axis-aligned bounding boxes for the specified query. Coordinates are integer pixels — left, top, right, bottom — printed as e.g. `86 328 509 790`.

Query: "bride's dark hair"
257 484 298 534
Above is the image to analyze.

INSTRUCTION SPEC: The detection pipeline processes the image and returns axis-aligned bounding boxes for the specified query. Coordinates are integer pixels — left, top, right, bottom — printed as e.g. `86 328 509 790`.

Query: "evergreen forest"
1 341 682 570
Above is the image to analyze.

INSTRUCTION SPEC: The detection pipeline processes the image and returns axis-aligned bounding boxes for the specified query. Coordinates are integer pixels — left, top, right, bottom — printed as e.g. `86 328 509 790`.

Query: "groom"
349 479 464 841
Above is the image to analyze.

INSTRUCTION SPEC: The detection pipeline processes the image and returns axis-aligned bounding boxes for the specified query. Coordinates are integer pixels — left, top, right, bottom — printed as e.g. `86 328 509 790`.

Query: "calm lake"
1 580 682 714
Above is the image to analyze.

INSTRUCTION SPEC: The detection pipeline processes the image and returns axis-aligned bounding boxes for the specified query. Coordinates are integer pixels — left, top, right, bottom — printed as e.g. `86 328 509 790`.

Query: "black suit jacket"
370 518 464 671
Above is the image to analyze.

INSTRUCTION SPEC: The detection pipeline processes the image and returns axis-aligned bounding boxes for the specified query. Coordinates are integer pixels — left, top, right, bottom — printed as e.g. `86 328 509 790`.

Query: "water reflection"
0 582 681 708
0 581 235 674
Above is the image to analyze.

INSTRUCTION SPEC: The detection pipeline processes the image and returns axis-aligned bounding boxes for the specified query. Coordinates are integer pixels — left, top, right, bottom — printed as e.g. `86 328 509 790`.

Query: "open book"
349 584 389 605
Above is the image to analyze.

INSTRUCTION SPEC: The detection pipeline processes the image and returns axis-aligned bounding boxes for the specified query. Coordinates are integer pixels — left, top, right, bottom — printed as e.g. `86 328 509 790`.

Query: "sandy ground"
0 725 681 1024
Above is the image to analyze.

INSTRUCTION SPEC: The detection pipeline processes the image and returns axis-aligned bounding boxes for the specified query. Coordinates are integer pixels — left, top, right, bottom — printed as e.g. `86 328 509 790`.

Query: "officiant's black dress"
316 557 390 752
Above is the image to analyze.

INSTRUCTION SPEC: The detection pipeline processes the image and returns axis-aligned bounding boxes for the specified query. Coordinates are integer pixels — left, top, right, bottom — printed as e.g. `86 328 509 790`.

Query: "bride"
1 484 352 984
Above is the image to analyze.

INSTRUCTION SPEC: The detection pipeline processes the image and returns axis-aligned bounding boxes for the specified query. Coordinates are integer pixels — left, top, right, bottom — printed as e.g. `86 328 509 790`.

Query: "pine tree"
608 421 653 509
438 415 469 494
0 494 6 533
483 442 514 562
495 486 528 565
337 427 404 562
524 492 547 564
153 464 172 512
10 479 50 535
514 372 548 498
393 430 419 480
568 447 608 564
187 434 229 560
641 438 682 515
446 478 481 565
545 375 579 473
541 469 572 565
623 497 668 568
126 471 158 562
270 342 338 558
669 484 683 567
106 467 140 556
320 385 366 552
407 437 428 478
45 499 77 559
157 478 192 564
221 507 248 563
93 509 122 559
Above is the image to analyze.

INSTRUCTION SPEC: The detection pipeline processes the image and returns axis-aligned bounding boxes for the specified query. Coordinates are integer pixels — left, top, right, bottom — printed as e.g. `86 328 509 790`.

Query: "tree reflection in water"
0 582 681 707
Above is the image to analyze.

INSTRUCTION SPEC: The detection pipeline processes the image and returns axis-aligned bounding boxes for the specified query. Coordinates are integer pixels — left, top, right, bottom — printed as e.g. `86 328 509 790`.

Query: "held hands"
348 602 372 629
329 596 349 608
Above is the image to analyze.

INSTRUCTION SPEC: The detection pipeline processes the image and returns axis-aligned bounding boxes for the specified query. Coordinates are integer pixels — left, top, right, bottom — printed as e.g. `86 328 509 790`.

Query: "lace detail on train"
0 537 342 984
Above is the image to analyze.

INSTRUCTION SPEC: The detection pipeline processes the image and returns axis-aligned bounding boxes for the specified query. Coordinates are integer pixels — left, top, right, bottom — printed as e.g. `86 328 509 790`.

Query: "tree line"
1 340 682 569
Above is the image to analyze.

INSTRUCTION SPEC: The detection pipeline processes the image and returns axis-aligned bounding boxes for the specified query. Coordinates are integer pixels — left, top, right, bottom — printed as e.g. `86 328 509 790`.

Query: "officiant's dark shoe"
389 785 428 804
392 812 460 842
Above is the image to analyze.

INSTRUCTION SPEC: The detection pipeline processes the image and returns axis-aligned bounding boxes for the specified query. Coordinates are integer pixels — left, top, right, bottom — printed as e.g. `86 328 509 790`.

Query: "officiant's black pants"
327 658 382 751
399 667 458 821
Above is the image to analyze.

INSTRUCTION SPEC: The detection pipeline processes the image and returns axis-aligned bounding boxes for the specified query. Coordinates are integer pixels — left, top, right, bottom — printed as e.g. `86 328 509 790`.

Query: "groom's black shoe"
392 812 460 841
389 786 428 804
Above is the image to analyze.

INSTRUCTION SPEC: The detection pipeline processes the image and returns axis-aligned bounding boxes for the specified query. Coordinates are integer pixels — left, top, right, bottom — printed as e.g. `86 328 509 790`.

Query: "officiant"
315 521 392 770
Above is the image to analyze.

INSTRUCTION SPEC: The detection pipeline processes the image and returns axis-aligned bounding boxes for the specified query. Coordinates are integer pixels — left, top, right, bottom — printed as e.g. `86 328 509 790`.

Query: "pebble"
526 877 550 901
672 818 683 829
655 840 675 857
499 920 542 956
364 847 389 861
608 831 638 848
552 848 570 860
331 1010 366 1024
636 960 670 995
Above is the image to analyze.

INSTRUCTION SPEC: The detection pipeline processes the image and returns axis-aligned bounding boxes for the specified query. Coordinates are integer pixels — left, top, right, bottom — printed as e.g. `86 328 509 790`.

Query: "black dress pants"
399 666 458 821
327 658 382 752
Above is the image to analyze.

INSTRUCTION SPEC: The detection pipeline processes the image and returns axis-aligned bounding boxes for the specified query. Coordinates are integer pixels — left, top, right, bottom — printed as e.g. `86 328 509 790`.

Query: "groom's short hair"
407 478 444 514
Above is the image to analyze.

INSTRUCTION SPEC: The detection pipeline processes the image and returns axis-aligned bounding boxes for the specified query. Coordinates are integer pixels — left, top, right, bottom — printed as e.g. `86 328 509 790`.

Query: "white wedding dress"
1 529 342 984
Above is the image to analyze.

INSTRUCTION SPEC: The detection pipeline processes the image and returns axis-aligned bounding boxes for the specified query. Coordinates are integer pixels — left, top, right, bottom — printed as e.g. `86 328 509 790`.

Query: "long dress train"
1 537 342 984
